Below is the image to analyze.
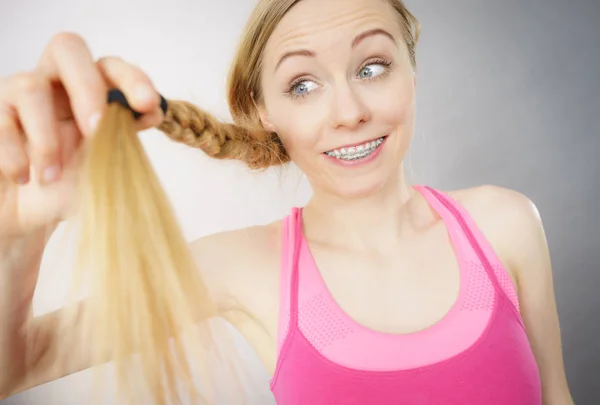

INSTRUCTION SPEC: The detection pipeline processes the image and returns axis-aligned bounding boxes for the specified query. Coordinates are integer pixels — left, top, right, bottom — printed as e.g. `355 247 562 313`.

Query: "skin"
0 0 573 403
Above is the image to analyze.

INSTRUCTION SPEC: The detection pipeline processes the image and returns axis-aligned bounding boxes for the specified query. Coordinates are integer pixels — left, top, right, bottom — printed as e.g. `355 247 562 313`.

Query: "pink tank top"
270 185 542 404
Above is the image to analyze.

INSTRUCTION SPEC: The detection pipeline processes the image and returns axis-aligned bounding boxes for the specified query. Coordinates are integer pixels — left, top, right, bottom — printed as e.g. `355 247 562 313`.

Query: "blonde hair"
54 1 420 404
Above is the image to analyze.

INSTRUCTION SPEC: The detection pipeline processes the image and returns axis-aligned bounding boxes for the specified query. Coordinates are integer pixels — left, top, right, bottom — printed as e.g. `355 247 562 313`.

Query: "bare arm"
0 226 258 399
2 301 90 398
510 195 574 404
0 228 58 398
0 227 133 398
475 186 575 405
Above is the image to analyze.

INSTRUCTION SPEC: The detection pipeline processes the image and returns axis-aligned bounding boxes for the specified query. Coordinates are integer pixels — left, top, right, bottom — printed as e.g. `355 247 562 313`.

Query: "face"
258 0 416 199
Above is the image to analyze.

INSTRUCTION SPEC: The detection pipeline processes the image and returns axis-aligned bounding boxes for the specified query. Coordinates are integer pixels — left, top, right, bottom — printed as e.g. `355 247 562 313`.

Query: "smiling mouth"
324 136 387 161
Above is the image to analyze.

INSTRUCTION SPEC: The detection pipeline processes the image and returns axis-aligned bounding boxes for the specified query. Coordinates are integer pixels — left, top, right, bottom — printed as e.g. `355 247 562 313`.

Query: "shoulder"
449 184 542 229
189 221 281 261
446 184 548 285
187 220 282 307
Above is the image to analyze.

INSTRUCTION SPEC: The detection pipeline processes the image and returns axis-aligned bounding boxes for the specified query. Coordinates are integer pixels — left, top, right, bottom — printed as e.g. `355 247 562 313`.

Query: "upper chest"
224 217 487 375
303 222 464 331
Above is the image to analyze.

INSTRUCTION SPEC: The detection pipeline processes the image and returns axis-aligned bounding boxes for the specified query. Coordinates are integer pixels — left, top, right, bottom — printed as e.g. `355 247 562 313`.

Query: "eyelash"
284 58 393 101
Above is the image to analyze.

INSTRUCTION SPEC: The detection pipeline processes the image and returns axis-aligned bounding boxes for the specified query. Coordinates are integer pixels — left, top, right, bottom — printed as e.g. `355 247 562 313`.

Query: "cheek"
377 76 415 133
265 102 324 163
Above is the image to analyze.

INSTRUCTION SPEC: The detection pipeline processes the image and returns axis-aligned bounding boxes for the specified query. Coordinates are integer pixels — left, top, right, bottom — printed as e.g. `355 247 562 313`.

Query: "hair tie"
107 88 168 119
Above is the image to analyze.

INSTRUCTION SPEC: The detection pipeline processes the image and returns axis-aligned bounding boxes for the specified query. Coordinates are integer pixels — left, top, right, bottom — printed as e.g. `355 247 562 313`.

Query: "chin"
320 164 399 200
335 176 386 199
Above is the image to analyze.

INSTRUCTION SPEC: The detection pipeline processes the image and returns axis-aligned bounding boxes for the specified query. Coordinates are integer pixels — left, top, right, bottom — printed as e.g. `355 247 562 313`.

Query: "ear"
251 91 276 133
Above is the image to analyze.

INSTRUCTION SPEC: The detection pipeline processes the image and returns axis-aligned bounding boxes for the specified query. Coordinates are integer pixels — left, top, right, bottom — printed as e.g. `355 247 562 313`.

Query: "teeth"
325 137 385 160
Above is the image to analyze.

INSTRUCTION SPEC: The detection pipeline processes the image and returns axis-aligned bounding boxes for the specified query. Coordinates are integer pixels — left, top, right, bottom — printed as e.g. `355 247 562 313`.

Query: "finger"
57 119 83 167
36 33 107 138
46 83 84 164
135 105 165 131
0 106 30 184
97 56 160 114
12 73 62 185
50 81 74 121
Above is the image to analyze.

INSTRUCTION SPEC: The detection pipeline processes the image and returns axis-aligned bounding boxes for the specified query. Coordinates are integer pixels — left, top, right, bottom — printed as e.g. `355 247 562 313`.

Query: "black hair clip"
107 88 168 120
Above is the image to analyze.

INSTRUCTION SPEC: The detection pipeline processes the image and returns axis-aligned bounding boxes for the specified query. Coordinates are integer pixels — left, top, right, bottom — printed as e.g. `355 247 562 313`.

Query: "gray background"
407 1 599 403
0 0 598 403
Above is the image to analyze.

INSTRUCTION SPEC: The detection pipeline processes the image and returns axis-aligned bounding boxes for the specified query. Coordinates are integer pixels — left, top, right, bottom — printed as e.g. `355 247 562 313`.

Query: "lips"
324 136 387 155
323 135 388 166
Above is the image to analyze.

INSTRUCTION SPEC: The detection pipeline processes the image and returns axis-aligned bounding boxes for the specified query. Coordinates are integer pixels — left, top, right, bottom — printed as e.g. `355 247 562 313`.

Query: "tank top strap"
413 185 460 227
415 185 516 306
276 207 302 357
279 207 303 339
288 207 303 323
413 185 472 263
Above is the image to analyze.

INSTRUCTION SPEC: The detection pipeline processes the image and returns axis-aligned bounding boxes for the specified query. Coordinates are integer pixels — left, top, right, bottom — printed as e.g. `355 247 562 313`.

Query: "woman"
0 0 574 403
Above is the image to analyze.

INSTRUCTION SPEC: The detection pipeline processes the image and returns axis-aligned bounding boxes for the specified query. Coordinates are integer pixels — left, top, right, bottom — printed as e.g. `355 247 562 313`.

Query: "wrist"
0 227 52 263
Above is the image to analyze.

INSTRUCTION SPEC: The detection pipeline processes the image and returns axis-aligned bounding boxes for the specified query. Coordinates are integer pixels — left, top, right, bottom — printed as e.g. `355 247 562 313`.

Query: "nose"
328 81 371 130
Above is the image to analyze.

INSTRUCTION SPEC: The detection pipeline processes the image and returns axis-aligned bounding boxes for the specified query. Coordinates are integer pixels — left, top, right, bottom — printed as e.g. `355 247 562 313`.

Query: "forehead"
264 0 402 63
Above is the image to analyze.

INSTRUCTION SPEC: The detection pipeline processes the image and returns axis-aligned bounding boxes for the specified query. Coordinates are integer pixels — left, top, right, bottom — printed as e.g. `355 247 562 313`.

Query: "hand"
0 32 164 239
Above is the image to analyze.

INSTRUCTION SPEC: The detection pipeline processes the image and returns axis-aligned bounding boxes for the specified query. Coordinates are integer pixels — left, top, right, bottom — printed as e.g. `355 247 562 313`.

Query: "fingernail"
89 112 101 134
42 165 61 184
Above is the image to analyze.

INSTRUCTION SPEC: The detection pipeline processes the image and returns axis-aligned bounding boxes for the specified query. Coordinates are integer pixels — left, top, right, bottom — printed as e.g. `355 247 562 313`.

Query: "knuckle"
0 142 28 178
0 115 17 134
97 55 127 75
3 162 28 180
49 32 84 51
34 143 60 160
97 55 124 65
98 56 150 83
13 72 46 94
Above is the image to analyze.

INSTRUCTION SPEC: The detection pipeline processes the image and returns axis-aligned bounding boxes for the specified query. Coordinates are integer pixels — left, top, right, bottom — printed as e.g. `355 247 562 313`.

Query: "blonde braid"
158 100 289 169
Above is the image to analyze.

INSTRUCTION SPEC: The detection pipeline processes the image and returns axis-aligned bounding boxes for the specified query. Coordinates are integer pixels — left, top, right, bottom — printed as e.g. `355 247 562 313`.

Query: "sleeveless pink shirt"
270 185 542 404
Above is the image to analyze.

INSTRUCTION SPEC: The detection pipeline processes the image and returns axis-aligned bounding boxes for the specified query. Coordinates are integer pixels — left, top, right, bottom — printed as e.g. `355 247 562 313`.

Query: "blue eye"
358 63 387 79
292 80 318 95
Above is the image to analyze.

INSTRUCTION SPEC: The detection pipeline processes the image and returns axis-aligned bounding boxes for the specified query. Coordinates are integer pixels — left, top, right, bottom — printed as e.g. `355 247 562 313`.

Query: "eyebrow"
351 28 396 48
274 28 396 72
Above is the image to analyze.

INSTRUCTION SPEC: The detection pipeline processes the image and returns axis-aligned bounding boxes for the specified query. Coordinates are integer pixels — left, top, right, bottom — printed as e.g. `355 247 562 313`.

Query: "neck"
302 167 415 251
